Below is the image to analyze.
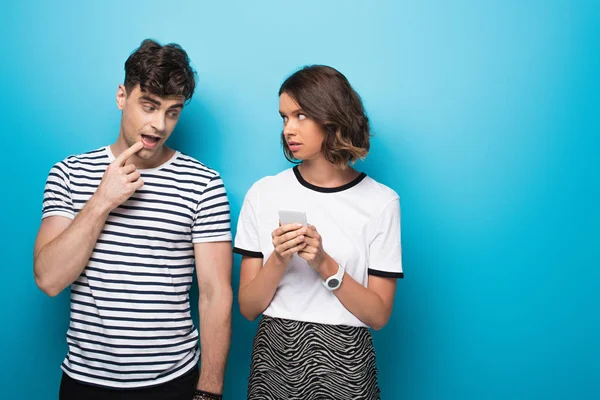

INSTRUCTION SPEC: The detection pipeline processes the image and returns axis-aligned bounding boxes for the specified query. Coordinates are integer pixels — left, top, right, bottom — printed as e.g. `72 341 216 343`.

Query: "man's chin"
137 146 159 159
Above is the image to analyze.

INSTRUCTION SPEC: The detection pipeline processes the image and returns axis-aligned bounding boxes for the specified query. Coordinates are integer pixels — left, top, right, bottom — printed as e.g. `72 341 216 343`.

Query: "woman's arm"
298 225 398 330
238 223 307 321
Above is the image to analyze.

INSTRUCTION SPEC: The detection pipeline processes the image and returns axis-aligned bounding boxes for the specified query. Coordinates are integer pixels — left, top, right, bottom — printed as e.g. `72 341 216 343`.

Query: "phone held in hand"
278 209 308 227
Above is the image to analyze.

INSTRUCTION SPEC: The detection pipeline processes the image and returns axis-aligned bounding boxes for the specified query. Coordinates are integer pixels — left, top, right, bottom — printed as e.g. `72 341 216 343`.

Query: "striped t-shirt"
41 146 232 388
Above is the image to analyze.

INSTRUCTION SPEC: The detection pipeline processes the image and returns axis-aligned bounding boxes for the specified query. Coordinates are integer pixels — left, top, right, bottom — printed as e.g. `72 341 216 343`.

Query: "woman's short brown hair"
279 65 371 167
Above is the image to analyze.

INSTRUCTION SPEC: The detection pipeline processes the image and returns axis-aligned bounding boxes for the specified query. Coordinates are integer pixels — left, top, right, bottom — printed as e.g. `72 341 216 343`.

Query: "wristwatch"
323 264 345 291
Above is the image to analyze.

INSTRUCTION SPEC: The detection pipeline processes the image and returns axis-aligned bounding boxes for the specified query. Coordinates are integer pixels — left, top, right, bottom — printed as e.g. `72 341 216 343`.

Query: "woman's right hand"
271 223 307 264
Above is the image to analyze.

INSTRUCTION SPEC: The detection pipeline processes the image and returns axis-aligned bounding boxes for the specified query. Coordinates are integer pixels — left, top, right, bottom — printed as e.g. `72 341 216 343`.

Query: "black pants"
59 366 199 400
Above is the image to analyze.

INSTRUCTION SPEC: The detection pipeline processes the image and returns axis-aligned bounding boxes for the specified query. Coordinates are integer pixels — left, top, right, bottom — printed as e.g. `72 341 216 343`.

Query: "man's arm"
34 142 144 296
34 200 111 296
195 241 233 394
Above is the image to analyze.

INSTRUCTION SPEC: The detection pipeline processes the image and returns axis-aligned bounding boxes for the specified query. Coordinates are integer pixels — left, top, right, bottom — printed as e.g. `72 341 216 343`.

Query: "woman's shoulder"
357 175 399 203
249 168 295 191
242 168 296 200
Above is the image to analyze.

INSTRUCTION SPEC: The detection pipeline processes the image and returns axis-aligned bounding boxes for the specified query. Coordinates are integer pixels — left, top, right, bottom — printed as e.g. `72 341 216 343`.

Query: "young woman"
234 65 403 400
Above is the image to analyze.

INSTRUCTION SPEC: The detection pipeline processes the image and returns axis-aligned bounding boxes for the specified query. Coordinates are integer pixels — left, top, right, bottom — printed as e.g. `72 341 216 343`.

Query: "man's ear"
116 84 127 110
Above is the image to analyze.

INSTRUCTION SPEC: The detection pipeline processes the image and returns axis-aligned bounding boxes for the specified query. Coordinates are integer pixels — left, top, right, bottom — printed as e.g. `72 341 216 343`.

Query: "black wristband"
193 389 222 400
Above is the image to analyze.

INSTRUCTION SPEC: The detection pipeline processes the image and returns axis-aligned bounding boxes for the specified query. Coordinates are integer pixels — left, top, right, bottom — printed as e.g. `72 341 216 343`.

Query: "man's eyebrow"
139 95 161 106
168 103 184 110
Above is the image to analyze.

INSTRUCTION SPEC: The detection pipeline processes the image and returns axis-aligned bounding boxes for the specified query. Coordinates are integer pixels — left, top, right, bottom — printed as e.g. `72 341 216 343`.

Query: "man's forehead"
137 89 185 106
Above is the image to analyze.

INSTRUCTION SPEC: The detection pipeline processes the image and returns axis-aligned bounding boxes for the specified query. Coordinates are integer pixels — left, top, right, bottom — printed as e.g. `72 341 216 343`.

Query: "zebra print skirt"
248 316 380 400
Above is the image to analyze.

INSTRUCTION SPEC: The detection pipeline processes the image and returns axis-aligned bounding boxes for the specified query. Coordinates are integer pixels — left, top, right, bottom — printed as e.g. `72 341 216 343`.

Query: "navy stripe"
116 204 191 219
161 168 213 180
192 227 231 234
135 189 196 203
82 148 106 156
68 325 195 341
71 289 190 305
83 274 191 287
61 357 193 382
71 299 191 314
70 308 191 323
65 341 195 360
125 196 195 213
198 210 230 219
99 230 191 244
73 282 189 296
46 178 70 193
96 239 193 253
202 192 228 203
104 221 190 236
44 188 70 201
141 181 204 196
156 354 198 379
171 161 214 173
68 350 186 367
203 183 224 194
66 358 168 375
199 201 230 212
70 317 192 332
108 212 190 228
43 205 74 213
75 157 108 164
142 173 208 186
66 333 198 350
195 219 231 227
53 163 69 178
85 265 193 279
70 173 101 180
71 189 95 196
88 257 193 269
70 166 107 174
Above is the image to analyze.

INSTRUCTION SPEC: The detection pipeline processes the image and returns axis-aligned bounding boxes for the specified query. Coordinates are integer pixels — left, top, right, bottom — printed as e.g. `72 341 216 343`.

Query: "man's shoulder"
172 152 222 181
59 147 109 165
50 147 109 173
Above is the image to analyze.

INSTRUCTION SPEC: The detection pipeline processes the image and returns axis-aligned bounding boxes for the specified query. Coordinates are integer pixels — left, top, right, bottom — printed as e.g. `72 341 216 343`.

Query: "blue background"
1 1 599 399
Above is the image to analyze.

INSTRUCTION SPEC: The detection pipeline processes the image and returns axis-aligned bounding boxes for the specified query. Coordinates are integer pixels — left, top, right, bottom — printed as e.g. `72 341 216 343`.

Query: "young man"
34 39 232 400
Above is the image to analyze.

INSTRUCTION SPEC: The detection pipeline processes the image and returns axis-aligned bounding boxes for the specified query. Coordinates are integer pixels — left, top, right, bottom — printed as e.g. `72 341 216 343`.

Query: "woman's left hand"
298 224 329 272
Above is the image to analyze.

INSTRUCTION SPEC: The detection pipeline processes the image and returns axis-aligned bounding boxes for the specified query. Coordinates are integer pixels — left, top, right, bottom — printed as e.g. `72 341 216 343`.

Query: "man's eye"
143 105 155 112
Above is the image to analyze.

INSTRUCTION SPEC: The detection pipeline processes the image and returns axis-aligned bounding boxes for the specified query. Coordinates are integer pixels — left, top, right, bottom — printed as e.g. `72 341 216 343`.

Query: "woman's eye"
298 113 307 120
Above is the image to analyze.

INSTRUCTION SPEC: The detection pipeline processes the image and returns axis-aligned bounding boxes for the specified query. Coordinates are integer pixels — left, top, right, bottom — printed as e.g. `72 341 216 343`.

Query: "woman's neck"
297 158 360 188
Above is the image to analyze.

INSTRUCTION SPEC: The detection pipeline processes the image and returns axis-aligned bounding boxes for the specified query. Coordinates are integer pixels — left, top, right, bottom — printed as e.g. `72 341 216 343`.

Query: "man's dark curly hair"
124 39 196 103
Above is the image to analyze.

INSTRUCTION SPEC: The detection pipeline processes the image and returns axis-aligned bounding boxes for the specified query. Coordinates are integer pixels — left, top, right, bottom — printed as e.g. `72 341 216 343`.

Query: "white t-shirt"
234 166 402 327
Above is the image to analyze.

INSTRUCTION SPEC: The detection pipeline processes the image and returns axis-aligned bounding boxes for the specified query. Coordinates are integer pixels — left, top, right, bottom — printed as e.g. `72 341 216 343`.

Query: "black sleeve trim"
233 247 264 258
368 269 404 279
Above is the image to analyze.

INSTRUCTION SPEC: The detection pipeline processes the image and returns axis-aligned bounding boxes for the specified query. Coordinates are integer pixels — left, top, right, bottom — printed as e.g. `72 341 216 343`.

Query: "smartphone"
278 209 308 227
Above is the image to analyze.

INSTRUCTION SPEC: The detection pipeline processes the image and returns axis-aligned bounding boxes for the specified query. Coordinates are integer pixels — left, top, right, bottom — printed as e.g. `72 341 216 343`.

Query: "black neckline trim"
293 166 367 193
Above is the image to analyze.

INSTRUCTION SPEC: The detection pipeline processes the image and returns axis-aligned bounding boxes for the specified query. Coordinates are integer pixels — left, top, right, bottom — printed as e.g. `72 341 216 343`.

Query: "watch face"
327 279 340 288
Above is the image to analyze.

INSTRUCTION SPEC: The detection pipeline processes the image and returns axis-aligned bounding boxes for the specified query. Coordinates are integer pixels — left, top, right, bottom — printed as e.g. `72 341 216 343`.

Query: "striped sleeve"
192 175 232 243
42 161 75 220
367 198 403 278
